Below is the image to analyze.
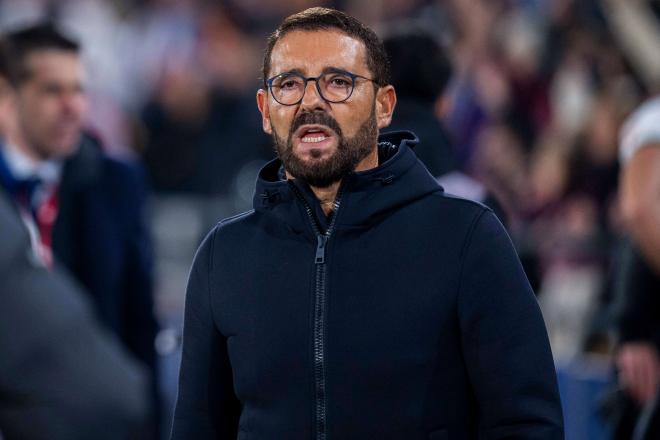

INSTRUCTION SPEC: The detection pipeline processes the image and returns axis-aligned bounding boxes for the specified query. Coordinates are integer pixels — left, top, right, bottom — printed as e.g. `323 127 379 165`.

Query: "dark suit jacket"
0 190 149 439
50 134 161 436
52 134 158 372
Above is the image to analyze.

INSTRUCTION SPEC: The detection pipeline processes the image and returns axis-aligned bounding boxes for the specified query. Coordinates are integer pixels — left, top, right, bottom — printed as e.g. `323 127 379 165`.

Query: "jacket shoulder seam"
208 210 255 243
217 209 255 228
207 226 219 326
439 192 491 211
456 207 489 303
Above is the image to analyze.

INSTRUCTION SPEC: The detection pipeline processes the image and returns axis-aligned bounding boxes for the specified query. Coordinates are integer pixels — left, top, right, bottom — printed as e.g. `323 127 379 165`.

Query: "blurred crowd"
1 0 660 438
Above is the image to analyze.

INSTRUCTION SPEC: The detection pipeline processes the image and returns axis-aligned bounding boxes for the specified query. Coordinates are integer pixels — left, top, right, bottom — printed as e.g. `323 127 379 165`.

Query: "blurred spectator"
383 26 508 225
0 181 149 439
383 26 455 176
608 93 660 439
0 22 160 437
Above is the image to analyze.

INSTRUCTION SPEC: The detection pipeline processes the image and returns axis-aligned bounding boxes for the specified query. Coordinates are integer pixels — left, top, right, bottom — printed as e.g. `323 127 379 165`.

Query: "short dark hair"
383 29 452 103
262 7 390 88
0 21 79 86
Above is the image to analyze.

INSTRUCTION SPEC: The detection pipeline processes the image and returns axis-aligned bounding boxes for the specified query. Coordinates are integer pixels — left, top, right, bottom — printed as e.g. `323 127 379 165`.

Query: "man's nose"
300 79 327 111
60 91 85 116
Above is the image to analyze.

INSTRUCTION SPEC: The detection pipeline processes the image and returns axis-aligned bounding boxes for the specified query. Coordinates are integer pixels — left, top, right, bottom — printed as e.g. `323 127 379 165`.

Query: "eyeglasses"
266 69 378 106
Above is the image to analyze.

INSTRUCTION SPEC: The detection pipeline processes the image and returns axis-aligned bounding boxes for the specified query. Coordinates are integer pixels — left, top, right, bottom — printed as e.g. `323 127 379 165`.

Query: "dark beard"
272 106 377 188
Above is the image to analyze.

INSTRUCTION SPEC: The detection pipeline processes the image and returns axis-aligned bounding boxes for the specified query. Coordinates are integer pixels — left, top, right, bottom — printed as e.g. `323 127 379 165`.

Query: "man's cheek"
272 119 293 143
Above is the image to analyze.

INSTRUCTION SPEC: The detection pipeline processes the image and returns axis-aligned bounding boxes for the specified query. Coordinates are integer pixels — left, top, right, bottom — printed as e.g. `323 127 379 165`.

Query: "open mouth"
296 125 334 144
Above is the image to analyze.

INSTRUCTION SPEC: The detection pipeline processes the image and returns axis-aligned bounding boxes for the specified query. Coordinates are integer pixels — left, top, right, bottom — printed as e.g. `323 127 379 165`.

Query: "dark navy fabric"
53 135 161 437
172 131 564 439
51 134 157 372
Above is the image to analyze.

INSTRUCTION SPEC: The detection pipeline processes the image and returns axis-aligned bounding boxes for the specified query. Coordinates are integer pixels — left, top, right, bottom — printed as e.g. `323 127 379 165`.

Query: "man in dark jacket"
172 7 563 439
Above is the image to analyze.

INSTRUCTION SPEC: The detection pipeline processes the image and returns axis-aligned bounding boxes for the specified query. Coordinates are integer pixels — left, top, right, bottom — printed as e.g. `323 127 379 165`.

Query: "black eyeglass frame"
265 68 379 106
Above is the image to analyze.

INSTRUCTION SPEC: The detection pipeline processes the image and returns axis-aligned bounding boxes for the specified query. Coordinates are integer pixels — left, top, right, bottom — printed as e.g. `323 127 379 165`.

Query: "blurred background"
1 0 660 438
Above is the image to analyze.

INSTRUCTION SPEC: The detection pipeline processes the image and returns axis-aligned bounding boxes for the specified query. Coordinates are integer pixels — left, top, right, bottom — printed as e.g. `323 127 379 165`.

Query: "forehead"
269 29 368 76
22 49 82 81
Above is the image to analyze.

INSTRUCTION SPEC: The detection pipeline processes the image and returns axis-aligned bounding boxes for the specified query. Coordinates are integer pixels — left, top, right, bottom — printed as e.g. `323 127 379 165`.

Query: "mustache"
289 111 343 140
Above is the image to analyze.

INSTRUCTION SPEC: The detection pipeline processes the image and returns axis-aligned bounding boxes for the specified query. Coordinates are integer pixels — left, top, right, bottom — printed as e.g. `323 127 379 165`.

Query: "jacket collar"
253 130 443 232
0 141 63 194
59 133 103 190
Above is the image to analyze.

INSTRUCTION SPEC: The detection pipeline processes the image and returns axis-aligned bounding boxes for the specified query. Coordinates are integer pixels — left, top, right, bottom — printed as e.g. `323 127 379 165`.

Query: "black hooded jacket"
171 131 563 439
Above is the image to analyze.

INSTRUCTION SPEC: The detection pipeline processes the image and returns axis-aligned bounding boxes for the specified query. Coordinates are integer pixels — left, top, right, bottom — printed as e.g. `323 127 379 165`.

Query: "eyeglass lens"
271 72 354 104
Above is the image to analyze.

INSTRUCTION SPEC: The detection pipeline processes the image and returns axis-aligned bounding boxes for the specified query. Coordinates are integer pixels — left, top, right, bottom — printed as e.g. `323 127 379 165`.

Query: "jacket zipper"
290 182 343 440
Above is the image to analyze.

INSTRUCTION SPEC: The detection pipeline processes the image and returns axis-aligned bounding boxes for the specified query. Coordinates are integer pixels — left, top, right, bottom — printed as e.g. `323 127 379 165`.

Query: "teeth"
302 135 327 143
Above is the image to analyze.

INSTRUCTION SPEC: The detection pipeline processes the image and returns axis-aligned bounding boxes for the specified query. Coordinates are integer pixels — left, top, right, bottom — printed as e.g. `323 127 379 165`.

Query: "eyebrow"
273 66 350 78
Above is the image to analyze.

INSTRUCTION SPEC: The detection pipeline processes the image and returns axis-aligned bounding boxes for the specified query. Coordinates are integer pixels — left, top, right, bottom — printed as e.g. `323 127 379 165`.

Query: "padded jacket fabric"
172 131 563 439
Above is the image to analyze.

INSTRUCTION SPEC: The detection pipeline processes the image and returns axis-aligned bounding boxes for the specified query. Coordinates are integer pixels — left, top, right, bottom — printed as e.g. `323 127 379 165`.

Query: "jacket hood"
253 130 443 232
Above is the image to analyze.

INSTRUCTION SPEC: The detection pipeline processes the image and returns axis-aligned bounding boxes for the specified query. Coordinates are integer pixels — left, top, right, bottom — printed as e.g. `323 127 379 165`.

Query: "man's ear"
375 85 397 129
256 88 272 134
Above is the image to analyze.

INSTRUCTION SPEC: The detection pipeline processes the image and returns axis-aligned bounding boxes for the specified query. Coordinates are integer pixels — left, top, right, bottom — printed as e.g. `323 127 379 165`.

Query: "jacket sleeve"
121 162 158 371
110 162 162 437
457 209 564 439
171 228 241 439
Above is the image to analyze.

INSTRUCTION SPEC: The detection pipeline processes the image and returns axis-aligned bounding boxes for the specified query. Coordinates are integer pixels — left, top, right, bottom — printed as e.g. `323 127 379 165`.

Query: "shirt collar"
1 144 63 186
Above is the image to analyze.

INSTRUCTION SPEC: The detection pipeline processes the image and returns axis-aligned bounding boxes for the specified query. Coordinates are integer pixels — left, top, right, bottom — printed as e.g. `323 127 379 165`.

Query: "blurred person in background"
607 94 660 439
382 26 455 177
172 7 563 439
603 3 660 429
383 26 508 226
0 23 160 437
0 39 148 435
0 182 149 440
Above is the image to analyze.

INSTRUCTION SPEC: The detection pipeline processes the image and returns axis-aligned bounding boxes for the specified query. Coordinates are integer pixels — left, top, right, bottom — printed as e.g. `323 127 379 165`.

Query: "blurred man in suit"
0 24 160 436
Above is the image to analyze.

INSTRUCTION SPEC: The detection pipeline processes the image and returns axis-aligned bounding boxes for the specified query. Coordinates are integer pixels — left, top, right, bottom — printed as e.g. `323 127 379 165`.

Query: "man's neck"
288 146 380 216
312 181 342 216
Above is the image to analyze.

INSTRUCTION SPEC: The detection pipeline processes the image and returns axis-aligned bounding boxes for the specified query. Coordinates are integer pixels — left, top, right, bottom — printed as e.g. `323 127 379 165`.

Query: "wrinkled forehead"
269 29 369 78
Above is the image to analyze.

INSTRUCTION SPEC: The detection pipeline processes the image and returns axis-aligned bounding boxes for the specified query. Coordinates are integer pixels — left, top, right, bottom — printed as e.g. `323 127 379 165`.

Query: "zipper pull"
315 235 328 264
